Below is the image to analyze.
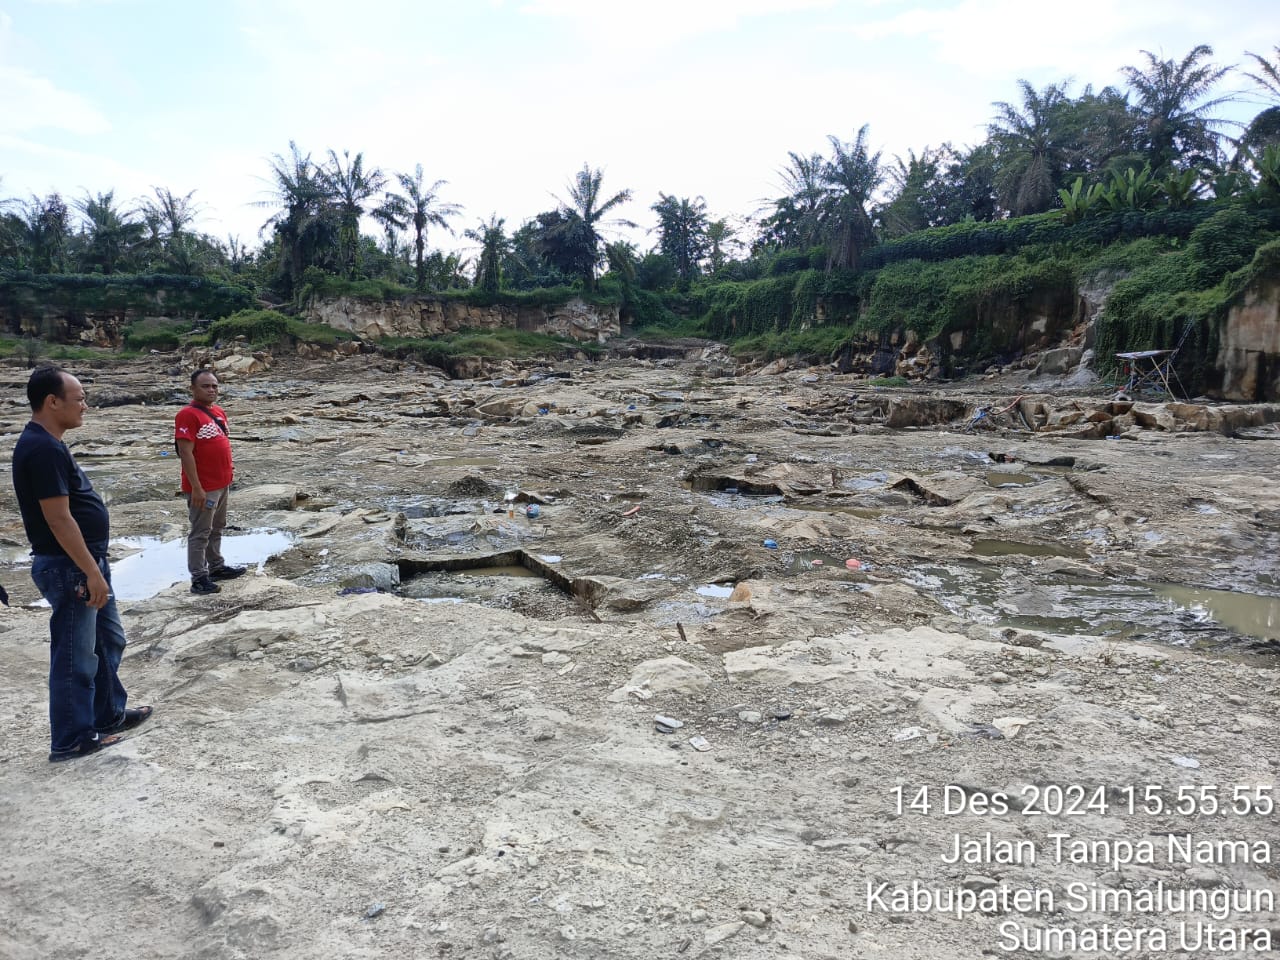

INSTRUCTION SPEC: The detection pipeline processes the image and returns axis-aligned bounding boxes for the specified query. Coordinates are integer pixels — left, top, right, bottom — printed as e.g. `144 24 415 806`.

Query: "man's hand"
189 485 207 511
84 568 110 609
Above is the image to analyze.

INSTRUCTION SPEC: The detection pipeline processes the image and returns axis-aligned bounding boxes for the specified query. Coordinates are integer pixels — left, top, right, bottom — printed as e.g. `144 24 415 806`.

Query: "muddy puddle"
903 561 1280 654
984 470 1043 487
395 552 577 619
108 530 294 601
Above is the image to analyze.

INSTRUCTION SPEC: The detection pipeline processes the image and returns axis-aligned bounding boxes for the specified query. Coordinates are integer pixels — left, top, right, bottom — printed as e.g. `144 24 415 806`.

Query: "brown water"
970 539 1087 559
1155 584 1280 643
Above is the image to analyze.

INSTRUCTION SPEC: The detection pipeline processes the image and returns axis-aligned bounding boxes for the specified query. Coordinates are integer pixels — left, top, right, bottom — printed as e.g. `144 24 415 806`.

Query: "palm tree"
255 142 333 298
322 149 385 278
1121 45 1234 171
651 193 709 283
378 165 460 291
558 164 633 290
821 125 883 271
881 148 944 237
14 194 70 273
1244 46 1280 104
705 218 738 273
989 80 1073 215
762 151 826 248
464 214 509 293
141 187 200 247
1241 46 1280 154
74 191 143 274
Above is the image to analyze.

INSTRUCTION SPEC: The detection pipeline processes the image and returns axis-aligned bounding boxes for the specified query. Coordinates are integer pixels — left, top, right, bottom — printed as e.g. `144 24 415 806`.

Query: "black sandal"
49 733 123 763
102 705 153 734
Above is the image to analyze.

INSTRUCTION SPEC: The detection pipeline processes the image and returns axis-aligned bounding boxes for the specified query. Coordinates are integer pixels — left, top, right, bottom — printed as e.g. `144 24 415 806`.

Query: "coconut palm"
1121 45 1234 171
377 165 461 291
821 125 883 271
557 164 633 290
322 149 385 278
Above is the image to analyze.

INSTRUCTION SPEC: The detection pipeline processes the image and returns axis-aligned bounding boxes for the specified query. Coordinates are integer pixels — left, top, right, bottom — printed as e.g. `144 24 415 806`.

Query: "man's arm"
37 496 110 608
176 438 206 510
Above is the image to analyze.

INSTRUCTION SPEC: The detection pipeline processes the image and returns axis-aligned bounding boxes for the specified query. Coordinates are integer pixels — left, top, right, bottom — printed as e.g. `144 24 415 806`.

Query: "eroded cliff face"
1218 277 1280 401
2 308 127 347
304 295 621 343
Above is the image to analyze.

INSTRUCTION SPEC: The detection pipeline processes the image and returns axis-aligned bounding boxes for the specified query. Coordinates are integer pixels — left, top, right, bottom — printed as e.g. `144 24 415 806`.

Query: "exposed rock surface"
305 295 620 343
0 352 1277 960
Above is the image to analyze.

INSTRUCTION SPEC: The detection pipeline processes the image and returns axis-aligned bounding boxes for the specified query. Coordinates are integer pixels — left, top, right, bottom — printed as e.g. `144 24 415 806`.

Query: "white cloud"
0 67 112 135
517 0 838 48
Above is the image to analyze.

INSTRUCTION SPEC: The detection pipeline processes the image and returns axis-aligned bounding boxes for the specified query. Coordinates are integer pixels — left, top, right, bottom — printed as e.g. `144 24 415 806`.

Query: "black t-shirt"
11 421 110 558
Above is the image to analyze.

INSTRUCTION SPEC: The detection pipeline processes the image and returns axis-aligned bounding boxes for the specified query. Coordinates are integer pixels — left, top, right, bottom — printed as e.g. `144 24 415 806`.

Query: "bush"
381 328 600 364
207 309 294 346
123 318 192 351
1185 206 1271 285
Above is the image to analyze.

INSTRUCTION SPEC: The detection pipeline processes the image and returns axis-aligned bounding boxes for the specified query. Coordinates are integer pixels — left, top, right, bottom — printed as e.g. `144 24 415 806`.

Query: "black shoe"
191 576 221 595
209 564 247 581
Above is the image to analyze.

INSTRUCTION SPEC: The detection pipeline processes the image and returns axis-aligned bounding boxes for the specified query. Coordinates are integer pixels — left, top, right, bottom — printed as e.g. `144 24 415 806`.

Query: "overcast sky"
1 0 1274 257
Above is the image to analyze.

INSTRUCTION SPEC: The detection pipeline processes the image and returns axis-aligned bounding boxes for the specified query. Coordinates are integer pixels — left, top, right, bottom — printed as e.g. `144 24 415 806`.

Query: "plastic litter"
845 558 862 570
525 504 540 518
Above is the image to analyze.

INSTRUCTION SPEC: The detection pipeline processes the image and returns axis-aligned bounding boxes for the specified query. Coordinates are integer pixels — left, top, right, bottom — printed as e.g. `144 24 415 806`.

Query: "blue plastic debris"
762 539 778 550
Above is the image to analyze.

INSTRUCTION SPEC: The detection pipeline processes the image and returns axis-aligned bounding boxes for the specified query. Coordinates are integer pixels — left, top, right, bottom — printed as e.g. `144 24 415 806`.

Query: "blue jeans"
30 554 129 755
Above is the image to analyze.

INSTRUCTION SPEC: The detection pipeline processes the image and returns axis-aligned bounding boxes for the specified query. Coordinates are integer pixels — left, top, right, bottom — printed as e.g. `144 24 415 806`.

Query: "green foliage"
858 254 1076 343
863 206 1217 270
381 328 600 365
766 246 826 276
206 309 356 348
1099 165 1161 212
123 318 192 350
299 269 415 301
636 253 677 291
870 376 910 387
1058 177 1104 223
0 272 254 318
627 288 689 333
695 269 828 338
728 323 858 361
1185 206 1269 283
207 309 294 345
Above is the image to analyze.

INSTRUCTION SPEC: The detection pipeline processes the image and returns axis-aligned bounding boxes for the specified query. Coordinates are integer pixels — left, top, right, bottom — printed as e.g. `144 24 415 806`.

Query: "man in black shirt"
11 366 152 762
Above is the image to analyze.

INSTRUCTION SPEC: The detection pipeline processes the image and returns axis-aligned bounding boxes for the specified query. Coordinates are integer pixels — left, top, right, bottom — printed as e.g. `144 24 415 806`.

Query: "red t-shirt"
175 404 234 492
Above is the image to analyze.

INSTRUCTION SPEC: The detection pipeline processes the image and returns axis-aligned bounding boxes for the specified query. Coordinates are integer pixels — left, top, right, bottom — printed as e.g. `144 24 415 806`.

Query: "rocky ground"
1 347 1278 960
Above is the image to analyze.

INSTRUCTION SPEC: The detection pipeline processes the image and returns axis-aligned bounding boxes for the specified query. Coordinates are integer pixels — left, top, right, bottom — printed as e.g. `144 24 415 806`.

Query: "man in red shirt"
175 369 245 594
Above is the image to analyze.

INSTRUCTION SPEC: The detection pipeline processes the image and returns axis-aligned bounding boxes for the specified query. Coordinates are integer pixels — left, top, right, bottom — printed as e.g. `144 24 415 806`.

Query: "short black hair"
27 365 68 411
191 368 218 385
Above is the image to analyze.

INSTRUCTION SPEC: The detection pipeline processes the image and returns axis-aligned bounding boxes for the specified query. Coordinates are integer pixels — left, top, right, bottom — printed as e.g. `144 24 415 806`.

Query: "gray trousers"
185 486 229 579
